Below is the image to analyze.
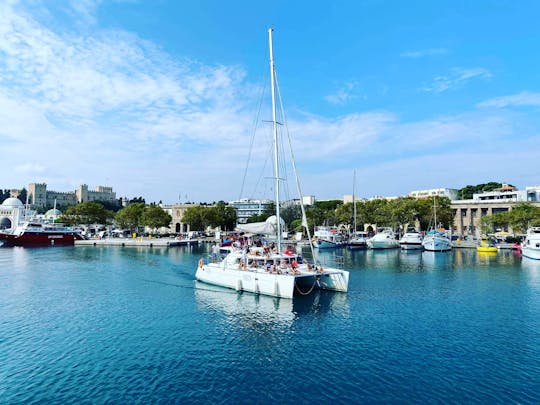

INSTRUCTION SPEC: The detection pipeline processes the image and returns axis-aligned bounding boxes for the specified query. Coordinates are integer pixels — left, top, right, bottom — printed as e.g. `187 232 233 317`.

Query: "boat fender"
198 258 204 268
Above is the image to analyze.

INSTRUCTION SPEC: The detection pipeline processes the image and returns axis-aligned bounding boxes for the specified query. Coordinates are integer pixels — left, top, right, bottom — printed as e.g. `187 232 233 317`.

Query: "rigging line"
249 127 273 200
274 71 319 264
239 63 269 200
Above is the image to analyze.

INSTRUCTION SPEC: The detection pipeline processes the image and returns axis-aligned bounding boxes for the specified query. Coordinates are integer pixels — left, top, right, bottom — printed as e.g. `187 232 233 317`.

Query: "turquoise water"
1 245 540 403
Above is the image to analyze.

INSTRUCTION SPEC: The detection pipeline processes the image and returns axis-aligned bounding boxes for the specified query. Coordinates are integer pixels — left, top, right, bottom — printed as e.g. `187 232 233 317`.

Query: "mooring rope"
294 277 318 295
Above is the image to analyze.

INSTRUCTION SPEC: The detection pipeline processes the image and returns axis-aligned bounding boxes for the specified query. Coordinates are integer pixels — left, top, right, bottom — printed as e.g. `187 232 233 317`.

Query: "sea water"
1 245 539 403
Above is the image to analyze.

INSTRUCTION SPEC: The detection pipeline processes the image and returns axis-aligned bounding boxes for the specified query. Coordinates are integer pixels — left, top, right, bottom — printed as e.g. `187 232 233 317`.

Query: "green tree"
211 201 237 230
458 182 513 199
115 203 146 231
182 206 211 231
59 202 114 226
142 205 172 230
508 203 540 233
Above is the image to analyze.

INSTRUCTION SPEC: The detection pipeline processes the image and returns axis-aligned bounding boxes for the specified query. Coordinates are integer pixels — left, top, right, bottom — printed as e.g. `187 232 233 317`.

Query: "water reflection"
194 282 349 328
397 250 424 272
521 257 540 272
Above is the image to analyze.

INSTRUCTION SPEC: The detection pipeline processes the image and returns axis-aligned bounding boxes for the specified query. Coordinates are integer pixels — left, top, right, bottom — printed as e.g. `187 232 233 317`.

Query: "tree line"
58 201 172 232
480 203 540 234
180 197 453 234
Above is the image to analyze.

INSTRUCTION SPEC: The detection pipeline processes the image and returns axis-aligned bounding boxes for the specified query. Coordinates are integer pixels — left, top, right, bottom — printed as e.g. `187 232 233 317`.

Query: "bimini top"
1 198 24 208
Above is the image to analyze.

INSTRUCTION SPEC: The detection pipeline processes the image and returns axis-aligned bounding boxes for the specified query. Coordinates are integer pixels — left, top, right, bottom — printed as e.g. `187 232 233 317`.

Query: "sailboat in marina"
422 197 452 252
348 171 368 249
195 29 350 299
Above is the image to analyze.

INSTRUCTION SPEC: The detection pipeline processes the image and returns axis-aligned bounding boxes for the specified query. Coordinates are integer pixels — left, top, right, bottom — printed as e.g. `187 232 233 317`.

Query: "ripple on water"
1 247 540 403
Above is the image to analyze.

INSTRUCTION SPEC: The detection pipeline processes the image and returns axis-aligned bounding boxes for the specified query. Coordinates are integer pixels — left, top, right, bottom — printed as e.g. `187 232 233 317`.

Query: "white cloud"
0 2 537 203
421 67 492 93
400 48 448 58
477 91 540 108
324 81 362 105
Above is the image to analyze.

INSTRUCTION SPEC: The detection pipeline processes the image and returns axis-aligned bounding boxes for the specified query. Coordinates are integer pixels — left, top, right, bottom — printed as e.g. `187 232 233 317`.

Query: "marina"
1 245 539 403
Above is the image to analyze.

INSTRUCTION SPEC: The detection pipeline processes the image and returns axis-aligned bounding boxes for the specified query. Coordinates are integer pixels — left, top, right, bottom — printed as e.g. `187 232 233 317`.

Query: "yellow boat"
477 239 498 253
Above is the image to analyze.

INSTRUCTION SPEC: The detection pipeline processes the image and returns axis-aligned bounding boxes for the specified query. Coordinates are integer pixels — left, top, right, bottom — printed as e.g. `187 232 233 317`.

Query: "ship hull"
0 232 83 247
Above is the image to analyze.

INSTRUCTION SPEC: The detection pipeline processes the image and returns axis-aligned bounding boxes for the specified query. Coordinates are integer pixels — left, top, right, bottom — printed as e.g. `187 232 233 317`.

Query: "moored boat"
312 226 344 249
367 227 399 249
422 230 452 252
348 231 368 249
399 229 423 250
422 197 452 252
0 221 85 247
477 239 498 253
522 227 540 260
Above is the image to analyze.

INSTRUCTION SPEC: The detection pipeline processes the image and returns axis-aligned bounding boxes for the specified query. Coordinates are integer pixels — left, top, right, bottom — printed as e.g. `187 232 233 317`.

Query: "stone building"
451 185 540 235
161 203 199 234
27 183 116 208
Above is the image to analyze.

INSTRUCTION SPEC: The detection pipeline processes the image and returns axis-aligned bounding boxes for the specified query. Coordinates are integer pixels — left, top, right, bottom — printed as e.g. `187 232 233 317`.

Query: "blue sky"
1 0 539 203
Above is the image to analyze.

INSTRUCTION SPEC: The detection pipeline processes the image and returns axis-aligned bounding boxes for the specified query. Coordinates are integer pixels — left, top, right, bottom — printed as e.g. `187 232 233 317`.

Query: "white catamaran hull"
196 264 349 299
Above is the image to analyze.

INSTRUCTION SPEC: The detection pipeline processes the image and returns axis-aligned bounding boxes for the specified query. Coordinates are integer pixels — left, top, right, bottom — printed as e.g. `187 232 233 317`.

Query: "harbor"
2 245 539 403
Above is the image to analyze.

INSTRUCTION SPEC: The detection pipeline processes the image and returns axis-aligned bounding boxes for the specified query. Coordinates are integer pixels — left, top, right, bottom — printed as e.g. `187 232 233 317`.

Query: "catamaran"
195 29 350 299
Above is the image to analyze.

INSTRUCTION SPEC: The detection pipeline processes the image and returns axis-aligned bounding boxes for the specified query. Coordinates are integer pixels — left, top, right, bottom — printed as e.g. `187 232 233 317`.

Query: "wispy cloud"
0 2 536 202
400 48 448 58
477 91 540 108
421 67 492 93
324 81 362 105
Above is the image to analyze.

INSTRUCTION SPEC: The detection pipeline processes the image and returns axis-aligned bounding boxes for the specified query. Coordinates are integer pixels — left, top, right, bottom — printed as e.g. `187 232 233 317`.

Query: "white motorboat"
522 227 540 260
367 227 399 249
422 198 452 252
399 229 423 250
195 28 349 299
313 226 344 249
348 231 368 249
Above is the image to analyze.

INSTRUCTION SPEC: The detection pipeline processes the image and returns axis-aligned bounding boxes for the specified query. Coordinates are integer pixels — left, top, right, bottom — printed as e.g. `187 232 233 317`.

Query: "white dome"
45 208 62 217
1 197 24 208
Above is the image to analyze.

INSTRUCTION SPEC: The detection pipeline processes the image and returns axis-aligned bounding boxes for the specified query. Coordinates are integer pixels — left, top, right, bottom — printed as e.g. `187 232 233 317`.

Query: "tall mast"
353 170 357 233
268 28 282 252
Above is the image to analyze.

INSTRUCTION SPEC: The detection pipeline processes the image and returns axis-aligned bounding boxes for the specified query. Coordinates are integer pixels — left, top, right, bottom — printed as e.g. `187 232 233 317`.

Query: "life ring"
198 258 204 268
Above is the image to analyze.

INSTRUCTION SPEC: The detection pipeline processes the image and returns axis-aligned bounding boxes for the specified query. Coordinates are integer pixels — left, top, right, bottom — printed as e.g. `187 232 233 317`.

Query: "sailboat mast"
268 28 282 253
353 170 357 233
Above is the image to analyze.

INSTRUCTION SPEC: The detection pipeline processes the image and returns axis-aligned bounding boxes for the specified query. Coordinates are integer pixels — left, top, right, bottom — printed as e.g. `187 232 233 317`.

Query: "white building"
526 185 540 202
409 188 459 200
229 199 273 224
0 198 34 230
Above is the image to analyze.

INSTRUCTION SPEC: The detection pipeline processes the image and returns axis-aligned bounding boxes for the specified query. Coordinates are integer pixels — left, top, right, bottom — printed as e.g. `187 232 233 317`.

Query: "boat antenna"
268 28 282 253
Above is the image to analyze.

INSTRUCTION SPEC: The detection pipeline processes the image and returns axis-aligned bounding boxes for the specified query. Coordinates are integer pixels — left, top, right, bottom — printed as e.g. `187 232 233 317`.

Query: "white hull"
522 227 540 260
522 246 540 260
313 239 342 249
400 242 423 250
422 236 452 252
196 262 349 299
348 241 367 249
367 238 399 249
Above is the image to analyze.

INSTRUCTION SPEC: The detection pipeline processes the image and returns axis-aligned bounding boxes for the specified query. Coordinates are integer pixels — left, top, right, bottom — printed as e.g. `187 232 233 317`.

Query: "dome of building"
1 197 24 208
45 208 62 218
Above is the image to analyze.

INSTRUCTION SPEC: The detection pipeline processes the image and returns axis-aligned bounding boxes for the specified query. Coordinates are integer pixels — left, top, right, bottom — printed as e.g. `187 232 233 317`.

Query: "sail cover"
235 215 285 235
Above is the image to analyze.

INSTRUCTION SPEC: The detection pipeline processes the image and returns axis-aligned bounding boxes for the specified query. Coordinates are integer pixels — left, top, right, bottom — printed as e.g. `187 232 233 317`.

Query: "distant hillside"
458 182 515 200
